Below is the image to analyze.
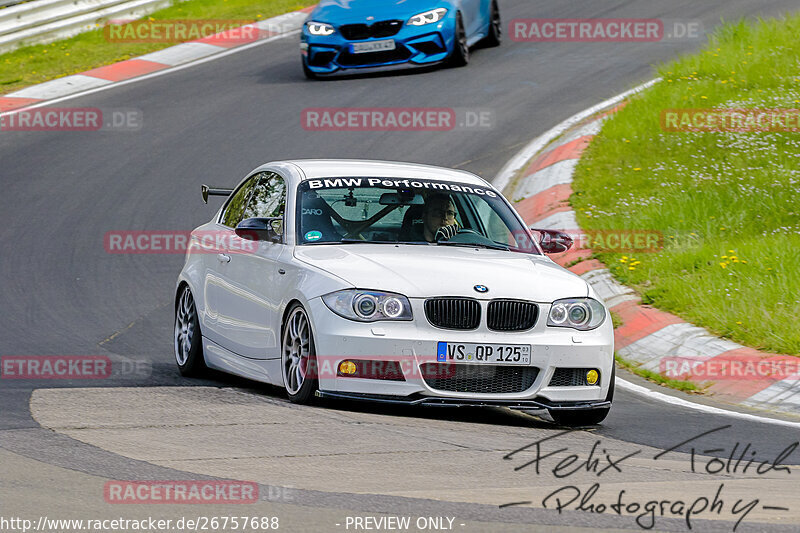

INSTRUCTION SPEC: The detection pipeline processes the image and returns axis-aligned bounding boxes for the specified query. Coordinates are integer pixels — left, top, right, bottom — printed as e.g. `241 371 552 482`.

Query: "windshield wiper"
338 239 397 244
436 241 510 251
332 239 430 245
307 240 508 250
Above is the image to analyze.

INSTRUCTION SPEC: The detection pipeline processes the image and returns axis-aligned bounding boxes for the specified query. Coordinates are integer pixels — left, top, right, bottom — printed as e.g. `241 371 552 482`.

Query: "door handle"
217 253 231 263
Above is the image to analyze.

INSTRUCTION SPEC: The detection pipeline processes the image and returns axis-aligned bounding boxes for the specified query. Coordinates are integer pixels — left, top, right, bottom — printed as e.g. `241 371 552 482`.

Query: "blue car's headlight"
323 290 413 322
306 21 335 36
407 8 448 26
547 298 606 331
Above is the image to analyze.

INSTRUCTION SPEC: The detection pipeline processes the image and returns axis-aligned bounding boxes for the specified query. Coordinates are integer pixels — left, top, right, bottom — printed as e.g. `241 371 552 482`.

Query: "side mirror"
531 228 573 254
236 217 283 243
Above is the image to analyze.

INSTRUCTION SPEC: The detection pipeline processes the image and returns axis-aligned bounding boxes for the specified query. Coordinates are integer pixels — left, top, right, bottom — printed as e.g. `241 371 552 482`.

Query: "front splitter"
316 390 611 411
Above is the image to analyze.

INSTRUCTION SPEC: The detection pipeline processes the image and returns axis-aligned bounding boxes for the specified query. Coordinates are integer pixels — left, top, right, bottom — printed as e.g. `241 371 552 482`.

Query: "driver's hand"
435 224 459 241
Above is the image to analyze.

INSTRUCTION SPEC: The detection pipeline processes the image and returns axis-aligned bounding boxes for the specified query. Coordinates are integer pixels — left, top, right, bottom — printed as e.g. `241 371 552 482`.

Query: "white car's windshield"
296 177 540 254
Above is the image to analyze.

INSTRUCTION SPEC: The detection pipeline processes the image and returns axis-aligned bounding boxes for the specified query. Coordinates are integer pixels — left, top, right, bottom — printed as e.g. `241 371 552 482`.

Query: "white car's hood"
294 244 588 302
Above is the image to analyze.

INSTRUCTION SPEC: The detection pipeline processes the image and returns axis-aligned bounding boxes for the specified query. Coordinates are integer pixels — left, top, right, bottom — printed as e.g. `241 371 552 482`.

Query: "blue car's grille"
339 20 403 40
337 47 412 67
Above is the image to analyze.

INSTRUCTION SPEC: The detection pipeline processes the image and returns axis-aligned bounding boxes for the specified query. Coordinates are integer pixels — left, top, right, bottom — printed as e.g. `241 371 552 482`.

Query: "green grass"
615 355 701 393
572 15 800 356
1 0 314 95
610 310 623 330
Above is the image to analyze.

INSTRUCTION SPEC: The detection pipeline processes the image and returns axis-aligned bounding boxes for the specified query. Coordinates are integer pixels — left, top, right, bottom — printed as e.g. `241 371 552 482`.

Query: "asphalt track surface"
2 1 800 531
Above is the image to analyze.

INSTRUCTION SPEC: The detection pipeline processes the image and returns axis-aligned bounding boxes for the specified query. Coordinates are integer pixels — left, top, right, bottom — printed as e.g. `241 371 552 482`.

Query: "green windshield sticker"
304 230 322 241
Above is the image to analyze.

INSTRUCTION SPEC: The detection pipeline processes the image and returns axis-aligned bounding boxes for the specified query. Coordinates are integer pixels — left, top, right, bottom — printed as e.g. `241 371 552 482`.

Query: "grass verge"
1 0 314 95
572 14 800 356
615 355 701 393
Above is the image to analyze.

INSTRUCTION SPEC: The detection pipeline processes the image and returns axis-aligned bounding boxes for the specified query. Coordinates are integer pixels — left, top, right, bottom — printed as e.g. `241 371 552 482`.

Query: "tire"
549 364 615 427
302 59 318 80
447 12 470 67
281 303 319 404
482 0 501 47
174 285 207 377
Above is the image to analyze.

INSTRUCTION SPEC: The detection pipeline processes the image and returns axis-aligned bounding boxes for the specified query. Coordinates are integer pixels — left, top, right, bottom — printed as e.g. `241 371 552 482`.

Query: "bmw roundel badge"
474 285 489 293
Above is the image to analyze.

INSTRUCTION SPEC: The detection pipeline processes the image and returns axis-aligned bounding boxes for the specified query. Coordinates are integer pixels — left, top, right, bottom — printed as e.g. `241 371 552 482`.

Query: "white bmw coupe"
175 160 615 425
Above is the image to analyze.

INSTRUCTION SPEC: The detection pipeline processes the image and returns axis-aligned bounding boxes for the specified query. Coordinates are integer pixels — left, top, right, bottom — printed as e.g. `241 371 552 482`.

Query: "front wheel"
174 286 207 377
447 12 470 67
549 365 615 426
282 304 318 404
482 0 501 47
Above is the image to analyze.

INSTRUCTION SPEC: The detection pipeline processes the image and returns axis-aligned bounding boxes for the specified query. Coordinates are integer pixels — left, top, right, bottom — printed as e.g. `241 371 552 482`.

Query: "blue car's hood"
312 0 449 24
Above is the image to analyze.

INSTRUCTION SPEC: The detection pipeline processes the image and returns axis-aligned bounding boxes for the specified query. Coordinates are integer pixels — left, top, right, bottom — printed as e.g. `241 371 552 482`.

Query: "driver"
422 194 459 242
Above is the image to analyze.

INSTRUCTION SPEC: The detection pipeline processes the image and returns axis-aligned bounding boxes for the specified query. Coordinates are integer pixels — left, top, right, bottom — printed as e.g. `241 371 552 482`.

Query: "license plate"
437 342 531 365
351 39 396 54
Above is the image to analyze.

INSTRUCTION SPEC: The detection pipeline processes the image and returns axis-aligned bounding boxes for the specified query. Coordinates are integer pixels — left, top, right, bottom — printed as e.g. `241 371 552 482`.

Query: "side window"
220 177 257 228
244 172 287 219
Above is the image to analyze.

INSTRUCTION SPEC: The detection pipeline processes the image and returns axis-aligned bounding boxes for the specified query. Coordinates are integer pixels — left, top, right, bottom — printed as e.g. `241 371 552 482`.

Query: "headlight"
408 8 448 26
323 290 413 322
547 298 606 331
306 21 335 36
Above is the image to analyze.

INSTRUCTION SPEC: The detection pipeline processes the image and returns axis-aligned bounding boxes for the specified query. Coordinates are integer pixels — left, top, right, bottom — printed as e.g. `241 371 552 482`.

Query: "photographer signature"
499 425 796 531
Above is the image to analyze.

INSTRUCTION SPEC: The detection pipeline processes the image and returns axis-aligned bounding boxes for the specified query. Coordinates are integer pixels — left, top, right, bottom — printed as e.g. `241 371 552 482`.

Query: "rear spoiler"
201 184 233 204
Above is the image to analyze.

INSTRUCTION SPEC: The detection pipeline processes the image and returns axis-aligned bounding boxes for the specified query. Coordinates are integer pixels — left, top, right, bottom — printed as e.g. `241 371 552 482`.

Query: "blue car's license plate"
437 342 531 365
351 39 396 54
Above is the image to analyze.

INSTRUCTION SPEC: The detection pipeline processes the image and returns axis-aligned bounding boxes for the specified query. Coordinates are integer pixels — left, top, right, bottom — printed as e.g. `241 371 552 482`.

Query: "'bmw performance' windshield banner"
305 177 498 197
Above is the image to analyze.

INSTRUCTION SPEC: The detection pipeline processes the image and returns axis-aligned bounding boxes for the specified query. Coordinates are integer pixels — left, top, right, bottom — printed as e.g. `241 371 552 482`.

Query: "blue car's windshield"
295 177 541 254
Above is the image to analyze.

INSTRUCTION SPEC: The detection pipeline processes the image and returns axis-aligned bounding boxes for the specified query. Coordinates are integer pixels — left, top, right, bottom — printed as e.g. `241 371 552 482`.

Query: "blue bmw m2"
300 0 501 78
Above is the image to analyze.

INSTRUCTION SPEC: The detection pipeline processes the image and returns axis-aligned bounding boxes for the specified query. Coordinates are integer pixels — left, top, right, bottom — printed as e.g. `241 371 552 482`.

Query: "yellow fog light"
339 360 357 375
586 370 599 385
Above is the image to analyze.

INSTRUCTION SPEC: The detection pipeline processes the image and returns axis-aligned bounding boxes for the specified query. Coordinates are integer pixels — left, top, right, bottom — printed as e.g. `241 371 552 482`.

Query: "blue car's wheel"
482 0 501 47
447 12 469 67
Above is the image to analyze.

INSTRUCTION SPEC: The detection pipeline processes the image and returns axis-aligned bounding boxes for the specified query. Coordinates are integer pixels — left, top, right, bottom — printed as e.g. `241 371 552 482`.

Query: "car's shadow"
191 368 555 429
306 64 444 82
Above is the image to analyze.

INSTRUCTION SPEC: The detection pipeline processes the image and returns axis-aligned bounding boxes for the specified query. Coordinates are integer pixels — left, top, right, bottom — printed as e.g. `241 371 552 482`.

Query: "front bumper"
316 390 612 412
306 297 615 403
301 15 457 75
